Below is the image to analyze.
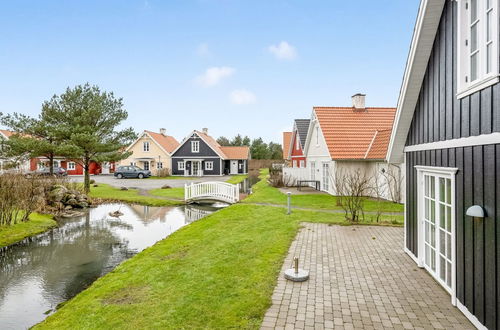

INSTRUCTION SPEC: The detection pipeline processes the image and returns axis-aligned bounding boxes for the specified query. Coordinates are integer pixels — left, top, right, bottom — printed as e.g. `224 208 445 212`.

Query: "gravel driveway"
70 175 232 190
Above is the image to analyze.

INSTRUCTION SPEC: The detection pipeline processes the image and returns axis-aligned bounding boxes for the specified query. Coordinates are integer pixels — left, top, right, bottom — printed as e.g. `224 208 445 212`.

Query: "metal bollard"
287 192 291 215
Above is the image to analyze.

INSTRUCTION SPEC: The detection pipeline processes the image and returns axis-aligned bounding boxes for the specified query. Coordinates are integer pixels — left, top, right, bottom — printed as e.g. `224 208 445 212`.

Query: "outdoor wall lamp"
466 205 485 218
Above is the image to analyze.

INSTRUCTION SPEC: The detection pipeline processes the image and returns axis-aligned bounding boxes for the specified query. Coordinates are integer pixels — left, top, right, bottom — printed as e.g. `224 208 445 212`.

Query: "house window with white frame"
68 162 76 170
293 160 297 167
157 162 163 169
457 0 499 97
299 160 305 168
178 161 185 170
191 141 200 153
205 161 213 170
143 141 150 152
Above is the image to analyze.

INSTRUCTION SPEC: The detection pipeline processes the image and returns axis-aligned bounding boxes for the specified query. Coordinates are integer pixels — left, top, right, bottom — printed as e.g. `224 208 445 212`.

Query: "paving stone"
260 224 474 329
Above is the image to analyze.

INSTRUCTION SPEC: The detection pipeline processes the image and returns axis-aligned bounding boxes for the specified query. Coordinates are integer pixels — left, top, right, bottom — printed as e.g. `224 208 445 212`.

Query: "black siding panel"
463 147 474 311
404 0 500 148
473 146 484 324
484 145 497 330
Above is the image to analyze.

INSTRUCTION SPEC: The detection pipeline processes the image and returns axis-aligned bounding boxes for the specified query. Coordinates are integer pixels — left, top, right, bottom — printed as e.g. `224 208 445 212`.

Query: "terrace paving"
261 224 473 330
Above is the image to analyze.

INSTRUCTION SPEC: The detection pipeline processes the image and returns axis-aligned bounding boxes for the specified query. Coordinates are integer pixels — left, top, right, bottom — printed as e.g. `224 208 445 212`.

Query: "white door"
230 160 238 174
192 161 200 176
310 162 316 180
418 168 456 298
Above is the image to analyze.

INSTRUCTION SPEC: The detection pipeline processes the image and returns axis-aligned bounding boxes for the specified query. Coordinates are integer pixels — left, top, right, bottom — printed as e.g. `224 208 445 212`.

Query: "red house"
30 157 115 176
289 119 310 168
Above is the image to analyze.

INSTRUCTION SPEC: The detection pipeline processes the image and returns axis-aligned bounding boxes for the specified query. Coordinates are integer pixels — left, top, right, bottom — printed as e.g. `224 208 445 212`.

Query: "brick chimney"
159 128 166 135
202 128 208 134
352 93 366 111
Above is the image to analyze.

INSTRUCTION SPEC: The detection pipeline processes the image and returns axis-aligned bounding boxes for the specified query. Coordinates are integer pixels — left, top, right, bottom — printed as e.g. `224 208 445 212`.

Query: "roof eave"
387 0 446 163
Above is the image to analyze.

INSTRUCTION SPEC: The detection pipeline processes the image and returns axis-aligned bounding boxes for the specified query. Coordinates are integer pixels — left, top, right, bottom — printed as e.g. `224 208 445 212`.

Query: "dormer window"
143 141 150 152
191 141 200 153
457 0 499 98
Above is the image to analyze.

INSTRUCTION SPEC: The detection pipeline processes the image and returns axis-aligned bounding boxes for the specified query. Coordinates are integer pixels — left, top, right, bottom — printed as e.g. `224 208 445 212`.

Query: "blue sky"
0 0 420 143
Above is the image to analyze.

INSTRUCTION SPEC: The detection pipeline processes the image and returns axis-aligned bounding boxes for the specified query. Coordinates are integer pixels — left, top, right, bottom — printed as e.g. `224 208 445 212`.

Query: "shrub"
156 168 171 177
89 179 95 184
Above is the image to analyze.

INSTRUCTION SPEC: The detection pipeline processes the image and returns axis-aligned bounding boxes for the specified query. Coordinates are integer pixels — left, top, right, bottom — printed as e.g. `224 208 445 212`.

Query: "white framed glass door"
417 166 457 297
192 161 200 176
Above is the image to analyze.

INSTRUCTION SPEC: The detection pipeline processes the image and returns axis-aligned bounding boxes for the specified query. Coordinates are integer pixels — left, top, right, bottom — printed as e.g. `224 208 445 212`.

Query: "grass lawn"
35 203 400 329
89 184 184 206
149 175 248 200
243 169 404 213
0 213 57 248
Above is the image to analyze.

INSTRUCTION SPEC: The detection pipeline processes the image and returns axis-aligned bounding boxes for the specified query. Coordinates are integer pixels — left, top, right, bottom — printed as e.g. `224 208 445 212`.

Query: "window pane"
471 0 478 22
471 52 478 81
440 204 446 228
425 176 429 196
440 229 446 255
431 200 435 223
431 251 436 271
471 23 478 53
447 233 452 259
425 222 429 243
425 198 429 219
440 256 446 281
439 178 445 202
431 224 436 248
446 262 452 287
487 10 492 42
430 176 435 198
447 206 452 231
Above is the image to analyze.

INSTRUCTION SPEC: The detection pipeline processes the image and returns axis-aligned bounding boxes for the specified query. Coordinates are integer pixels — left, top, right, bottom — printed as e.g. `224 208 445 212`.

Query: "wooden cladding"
406 146 499 329
405 1 500 148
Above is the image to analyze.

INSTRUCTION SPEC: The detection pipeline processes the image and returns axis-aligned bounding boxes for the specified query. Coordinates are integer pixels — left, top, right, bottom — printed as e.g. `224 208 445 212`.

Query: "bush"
156 168 171 177
89 179 95 184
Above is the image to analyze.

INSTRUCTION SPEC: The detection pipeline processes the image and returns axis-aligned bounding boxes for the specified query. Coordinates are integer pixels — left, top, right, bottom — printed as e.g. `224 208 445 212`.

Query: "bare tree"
382 164 404 203
333 168 372 222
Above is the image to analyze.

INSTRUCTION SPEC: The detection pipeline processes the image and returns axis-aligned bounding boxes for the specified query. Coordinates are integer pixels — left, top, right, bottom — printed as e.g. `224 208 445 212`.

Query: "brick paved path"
261 224 473 330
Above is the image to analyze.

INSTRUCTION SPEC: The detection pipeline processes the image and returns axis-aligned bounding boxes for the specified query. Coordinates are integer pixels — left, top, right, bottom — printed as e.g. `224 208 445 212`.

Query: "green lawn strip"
149 175 248 199
35 204 400 329
243 169 404 213
89 184 183 206
146 176 197 180
0 213 57 248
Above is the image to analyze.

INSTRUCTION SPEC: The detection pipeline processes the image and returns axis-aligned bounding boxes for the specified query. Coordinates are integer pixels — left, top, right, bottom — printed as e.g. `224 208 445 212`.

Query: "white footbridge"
184 181 240 204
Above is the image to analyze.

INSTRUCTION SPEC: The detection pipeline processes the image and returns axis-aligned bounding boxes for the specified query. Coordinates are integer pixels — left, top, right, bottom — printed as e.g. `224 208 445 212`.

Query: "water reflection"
0 203 219 329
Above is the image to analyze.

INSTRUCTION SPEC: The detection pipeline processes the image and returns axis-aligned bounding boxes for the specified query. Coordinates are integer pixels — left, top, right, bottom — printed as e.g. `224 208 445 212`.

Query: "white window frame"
157 162 163 169
322 162 330 192
143 141 150 152
415 165 458 306
143 161 150 171
205 161 213 170
457 0 499 99
191 141 200 153
299 160 305 168
68 162 76 170
178 161 185 170
293 160 297 168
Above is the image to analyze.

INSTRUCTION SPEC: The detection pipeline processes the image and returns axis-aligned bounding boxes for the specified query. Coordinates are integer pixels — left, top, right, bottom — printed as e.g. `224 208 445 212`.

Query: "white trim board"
456 300 488 330
404 133 500 152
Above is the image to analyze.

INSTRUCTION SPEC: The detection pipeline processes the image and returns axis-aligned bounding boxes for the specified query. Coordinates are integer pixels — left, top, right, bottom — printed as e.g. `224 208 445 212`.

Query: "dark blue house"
171 129 250 176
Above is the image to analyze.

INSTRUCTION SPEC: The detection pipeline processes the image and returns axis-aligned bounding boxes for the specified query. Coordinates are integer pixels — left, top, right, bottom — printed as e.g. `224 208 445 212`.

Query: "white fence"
184 181 240 204
283 167 310 184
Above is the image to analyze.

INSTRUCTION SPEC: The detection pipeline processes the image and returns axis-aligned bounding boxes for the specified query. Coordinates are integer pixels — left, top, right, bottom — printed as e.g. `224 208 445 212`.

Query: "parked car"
35 166 67 176
114 166 151 179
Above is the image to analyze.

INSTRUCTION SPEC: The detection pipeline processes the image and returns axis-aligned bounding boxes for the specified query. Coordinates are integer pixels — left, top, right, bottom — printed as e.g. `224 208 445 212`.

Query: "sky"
0 0 420 144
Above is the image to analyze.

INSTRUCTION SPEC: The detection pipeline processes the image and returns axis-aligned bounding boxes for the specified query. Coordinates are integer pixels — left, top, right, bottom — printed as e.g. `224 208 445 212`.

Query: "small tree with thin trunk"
43 84 136 193
333 168 372 222
382 164 404 203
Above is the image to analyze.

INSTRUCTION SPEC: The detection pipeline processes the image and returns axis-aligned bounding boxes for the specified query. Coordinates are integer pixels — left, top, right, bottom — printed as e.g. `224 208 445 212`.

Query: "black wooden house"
171 129 250 176
388 1 499 329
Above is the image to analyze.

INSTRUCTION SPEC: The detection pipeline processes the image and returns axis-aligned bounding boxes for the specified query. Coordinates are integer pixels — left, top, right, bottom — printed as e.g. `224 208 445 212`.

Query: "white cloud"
195 66 235 87
197 43 211 57
230 89 256 105
268 41 297 60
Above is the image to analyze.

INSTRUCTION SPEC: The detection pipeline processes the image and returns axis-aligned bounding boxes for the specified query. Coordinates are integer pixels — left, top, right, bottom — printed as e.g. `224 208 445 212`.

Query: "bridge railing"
185 181 240 204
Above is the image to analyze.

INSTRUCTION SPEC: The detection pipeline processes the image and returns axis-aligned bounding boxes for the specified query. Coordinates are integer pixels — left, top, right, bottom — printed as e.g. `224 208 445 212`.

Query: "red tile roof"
314 107 396 160
282 132 292 160
0 129 14 138
145 130 180 154
220 146 250 159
